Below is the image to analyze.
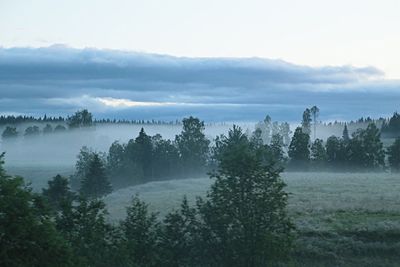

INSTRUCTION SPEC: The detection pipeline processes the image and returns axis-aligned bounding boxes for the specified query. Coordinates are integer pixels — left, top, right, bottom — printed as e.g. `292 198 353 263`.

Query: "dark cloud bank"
0 45 399 122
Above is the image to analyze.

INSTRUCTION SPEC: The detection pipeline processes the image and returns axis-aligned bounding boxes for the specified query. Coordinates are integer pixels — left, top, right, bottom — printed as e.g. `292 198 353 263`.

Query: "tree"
42 174 75 211
80 153 112 199
270 133 287 168
54 124 67 132
175 116 210 175
288 127 310 170
134 128 154 180
159 196 199 266
56 197 117 267
152 135 181 180
310 138 327 169
0 153 73 267
43 124 53 134
67 109 93 129
301 108 312 135
388 137 400 172
24 125 40 137
120 196 159 266
348 123 385 170
310 106 320 140
2 126 18 139
342 123 350 142
198 126 294 266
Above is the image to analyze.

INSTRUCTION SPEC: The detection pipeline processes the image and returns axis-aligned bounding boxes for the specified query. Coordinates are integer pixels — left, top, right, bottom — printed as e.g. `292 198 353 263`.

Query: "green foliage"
347 123 385 170
175 116 210 174
80 153 112 199
119 195 160 266
159 196 200 266
2 126 18 139
311 138 327 169
24 125 40 136
42 174 75 211
387 137 400 172
381 112 400 137
67 109 93 129
288 127 310 170
56 197 116 267
0 153 73 267
198 126 294 266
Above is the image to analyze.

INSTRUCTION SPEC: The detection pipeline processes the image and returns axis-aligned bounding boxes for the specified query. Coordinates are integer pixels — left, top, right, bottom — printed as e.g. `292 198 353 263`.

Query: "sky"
0 0 399 122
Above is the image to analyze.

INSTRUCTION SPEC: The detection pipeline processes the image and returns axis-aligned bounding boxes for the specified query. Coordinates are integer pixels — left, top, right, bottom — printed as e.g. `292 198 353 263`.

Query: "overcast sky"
0 0 399 121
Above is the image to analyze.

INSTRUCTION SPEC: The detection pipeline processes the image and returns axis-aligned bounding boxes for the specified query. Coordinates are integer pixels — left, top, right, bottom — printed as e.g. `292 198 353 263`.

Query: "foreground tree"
0 153 73 267
388 137 400 172
120 196 159 266
198 126 294 266
80 153 112 198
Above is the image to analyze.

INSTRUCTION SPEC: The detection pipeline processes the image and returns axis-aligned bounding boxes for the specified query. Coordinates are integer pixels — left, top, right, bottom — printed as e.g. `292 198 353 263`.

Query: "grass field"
6 164 400 266
104 172 400 266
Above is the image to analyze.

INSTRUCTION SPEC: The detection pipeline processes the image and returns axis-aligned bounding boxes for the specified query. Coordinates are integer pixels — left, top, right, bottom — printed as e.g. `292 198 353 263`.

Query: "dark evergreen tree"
310 138 327 169
56 197 118 267
388 137 400 172
42 174 75 211
342 123 350 142
120 196 159 266
288 127 310 170
159 196 199 267
326 135 346 169
80 153 112 199
175 116 210 175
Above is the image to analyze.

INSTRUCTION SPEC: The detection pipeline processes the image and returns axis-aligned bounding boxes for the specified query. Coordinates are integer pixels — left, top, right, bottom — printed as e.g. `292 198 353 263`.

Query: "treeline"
0 110 180 126
0 127 294 267
69 112 400 197
71 117 211 192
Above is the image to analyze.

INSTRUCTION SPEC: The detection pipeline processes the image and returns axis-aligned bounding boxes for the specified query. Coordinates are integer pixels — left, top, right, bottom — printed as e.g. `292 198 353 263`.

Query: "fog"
0 121 254 167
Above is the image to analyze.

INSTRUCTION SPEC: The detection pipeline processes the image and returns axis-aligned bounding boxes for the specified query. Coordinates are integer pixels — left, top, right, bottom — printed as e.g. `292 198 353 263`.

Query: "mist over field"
2 0 400 266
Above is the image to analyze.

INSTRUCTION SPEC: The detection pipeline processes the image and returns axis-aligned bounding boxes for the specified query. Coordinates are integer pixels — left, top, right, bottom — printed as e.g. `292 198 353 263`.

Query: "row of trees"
288 122 400 171
72 117 210 193
0 127 294 266
72 113 400 199
1 124 67 139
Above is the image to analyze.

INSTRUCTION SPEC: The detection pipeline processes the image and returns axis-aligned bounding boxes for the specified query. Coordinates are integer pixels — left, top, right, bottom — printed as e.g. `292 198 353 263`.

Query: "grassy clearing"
6 165 400 266
105 172 400 266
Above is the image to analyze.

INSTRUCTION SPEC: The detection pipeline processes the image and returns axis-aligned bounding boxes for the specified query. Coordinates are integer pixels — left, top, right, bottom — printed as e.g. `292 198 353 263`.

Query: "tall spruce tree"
288 127 310 170
80 153 112 199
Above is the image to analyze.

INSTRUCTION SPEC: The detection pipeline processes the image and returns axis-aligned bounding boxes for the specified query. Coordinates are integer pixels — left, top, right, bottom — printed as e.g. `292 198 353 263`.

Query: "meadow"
104 172 400 266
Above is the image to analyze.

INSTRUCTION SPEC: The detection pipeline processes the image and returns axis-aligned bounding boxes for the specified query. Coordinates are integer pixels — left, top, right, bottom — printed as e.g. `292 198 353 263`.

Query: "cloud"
0 45 398 121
